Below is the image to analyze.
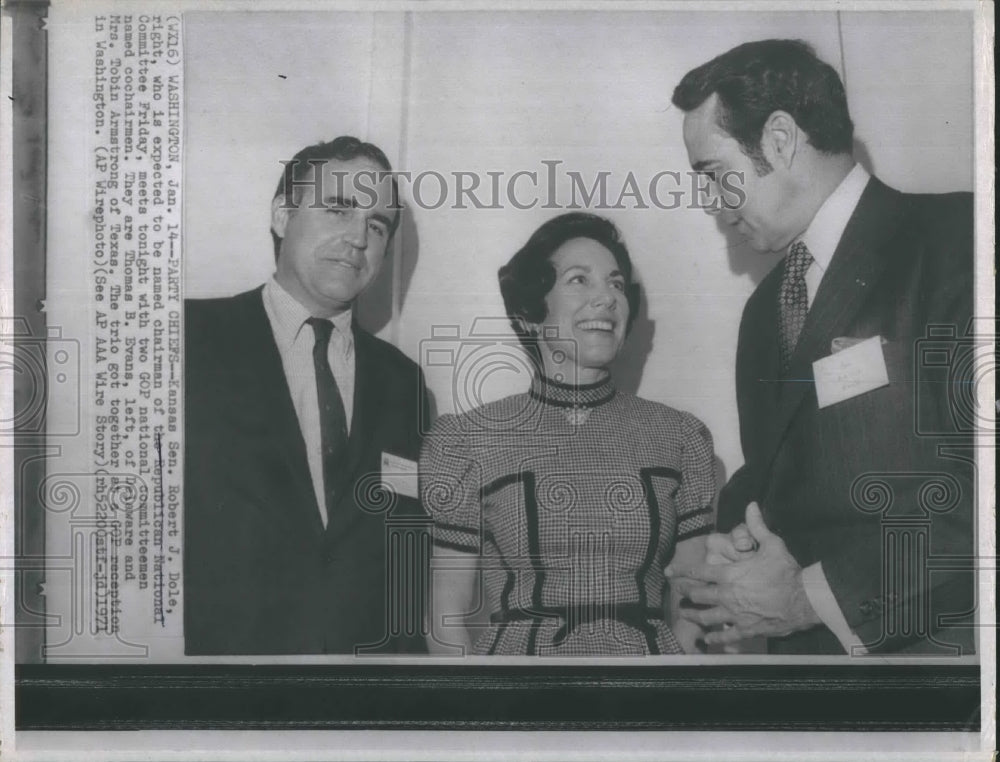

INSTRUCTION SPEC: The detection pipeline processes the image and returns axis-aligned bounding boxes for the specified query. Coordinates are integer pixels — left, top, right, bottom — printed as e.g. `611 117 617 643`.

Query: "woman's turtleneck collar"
529 373 616 409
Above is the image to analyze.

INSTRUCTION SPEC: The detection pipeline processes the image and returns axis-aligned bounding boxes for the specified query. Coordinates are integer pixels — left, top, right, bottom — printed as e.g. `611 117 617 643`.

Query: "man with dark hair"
184 137 429 654
666 40 975 655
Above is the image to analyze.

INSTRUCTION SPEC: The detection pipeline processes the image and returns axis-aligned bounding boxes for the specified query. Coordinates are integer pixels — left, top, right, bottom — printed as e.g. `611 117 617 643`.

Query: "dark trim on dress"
479 473 542 654
493 606 666 649
435 521 480 536
519 472 544 655
481 472 524 498
432 537 479 553
637 467 682 654
676 524 714 543
679 506 714 520
486 530 513 656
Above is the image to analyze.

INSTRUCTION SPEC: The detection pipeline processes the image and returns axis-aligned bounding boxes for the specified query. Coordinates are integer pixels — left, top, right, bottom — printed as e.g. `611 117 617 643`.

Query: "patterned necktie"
306 317 349 522
778 240 814 374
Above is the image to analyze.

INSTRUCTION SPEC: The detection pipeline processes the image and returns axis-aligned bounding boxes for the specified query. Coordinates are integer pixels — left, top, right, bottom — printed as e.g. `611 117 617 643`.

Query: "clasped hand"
665 503 820 646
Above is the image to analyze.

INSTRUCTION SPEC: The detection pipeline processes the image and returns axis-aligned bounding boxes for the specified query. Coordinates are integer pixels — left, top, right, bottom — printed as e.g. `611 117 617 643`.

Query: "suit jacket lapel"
759 178 910 480
346 325 380 479
232 288 326 538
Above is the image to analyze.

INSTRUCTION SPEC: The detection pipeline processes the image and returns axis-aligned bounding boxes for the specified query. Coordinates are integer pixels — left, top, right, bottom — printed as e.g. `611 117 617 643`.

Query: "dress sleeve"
674 413 717 542
419 414 483 553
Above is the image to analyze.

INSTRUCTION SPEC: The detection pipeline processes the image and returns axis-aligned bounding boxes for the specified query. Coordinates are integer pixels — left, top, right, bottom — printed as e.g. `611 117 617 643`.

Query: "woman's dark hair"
672 39 854 174
498 212 640 362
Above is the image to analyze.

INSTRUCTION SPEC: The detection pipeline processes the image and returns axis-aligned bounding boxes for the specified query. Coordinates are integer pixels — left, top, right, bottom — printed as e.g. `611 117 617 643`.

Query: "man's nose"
702 186 724 216
345 211 368 248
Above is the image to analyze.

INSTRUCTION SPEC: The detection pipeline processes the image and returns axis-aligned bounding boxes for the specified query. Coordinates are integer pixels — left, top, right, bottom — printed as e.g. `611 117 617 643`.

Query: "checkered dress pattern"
420 375 716 656
778 240 814 373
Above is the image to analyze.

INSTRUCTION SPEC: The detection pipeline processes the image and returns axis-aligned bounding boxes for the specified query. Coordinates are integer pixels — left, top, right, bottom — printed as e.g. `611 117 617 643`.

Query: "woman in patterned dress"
420 213 715 655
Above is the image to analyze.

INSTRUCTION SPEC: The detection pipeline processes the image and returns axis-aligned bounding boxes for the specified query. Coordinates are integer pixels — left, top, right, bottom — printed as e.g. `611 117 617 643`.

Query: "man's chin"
317 274 365 298
310 283 365 312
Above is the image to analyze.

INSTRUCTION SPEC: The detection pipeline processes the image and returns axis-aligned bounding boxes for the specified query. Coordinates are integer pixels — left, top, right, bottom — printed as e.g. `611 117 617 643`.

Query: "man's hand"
705 523 757 565
665 503 822 645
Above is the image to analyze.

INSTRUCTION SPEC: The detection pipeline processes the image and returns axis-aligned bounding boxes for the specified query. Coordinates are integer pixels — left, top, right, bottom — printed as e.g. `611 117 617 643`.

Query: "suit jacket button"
859 601 873 617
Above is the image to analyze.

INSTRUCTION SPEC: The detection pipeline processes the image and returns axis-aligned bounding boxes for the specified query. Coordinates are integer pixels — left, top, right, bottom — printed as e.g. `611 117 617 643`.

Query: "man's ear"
271 195 292 239
761 110 799 169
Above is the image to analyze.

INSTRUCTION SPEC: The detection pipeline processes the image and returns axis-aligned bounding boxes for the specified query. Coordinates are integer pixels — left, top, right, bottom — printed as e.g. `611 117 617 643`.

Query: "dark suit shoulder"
354 328 422 386
185 288 267 364
896 189 974 324
741 186 973 322
185 287 263 326
898 190 973 261
354 328 428 435
900 188 972 219
184 287 266 340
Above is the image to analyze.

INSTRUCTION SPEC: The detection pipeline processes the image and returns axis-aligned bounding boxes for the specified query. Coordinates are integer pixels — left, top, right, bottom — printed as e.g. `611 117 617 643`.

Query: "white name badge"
812 335 890 409
381 452 419 499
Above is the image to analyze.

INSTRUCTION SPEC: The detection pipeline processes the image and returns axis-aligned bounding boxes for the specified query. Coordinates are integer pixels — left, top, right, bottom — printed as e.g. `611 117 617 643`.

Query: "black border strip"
16 664 981 731
10 0 50 667
9 1 986 739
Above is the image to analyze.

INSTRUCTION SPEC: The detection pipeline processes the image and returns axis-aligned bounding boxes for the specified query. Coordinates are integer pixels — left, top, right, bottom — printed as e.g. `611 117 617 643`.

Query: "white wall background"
183 10 975 482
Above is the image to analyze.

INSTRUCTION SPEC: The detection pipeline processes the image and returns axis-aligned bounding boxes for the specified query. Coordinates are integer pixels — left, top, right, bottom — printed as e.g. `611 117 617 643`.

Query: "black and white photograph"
1 1 994 759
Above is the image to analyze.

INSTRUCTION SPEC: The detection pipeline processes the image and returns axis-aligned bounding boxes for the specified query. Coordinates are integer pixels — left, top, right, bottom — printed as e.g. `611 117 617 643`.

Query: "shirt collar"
263 277 354 352
796 163 870 273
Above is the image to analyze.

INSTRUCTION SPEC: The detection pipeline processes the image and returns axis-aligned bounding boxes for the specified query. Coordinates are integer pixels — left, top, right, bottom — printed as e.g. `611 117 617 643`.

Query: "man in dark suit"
666 40 976 655
184 137 429 654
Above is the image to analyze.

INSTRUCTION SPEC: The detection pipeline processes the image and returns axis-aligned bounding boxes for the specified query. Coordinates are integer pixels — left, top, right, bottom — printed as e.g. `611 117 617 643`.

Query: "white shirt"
797 163 871 308
792 162 871 654
262 277 355 528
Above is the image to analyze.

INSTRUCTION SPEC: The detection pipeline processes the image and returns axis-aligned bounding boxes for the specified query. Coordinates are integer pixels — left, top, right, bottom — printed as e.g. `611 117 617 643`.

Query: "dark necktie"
778 240 814 374
306 317 349 523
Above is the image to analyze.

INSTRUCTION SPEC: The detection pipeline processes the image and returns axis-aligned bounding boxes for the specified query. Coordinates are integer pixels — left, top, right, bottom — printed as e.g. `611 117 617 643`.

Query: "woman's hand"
664 534 710 654
427 547 479 655
673 616 707 654
667 529 761 653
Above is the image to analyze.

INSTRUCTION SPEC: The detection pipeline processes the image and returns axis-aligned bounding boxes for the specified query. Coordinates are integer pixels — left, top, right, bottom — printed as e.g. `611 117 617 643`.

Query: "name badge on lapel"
813 335 889 409
381 452 419 499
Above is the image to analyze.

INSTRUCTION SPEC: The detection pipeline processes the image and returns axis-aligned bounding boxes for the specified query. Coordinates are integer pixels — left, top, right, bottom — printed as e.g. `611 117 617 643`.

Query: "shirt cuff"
801 562 868 656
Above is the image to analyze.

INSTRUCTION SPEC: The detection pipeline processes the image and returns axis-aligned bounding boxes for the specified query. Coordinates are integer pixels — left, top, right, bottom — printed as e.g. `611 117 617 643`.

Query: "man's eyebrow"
322 196 392 226
323 194 353 207
691 160 716 172
369 212 393 229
